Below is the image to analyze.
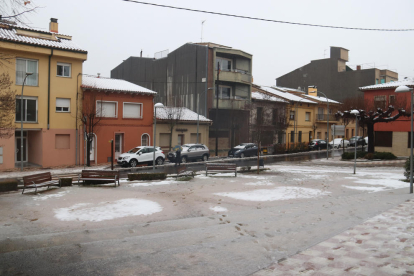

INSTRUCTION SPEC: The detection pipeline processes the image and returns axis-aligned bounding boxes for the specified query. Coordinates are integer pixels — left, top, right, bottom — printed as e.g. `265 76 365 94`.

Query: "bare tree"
162 106 184 152
0 0 38 26
336 106 410 153
80 93 103 166
0 73 16 138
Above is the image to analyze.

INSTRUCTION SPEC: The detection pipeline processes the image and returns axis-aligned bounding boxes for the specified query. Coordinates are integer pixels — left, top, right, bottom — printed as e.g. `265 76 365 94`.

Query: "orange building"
81 75 157 164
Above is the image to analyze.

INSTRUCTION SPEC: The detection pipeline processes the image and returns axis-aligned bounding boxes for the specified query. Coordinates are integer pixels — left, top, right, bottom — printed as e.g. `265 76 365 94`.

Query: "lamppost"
317 91 329 160
20 72 33 171
153 102 164 171
197 87 214 144
350 109 359 174
395 85 413 193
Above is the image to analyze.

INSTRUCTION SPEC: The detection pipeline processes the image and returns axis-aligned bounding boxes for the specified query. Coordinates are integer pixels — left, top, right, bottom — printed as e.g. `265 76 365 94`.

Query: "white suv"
117 146 165 167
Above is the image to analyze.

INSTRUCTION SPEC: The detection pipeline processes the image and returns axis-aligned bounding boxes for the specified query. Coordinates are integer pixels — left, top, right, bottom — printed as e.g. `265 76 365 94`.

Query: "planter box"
0 178 18 192
60 177 73 187
128 173 167 181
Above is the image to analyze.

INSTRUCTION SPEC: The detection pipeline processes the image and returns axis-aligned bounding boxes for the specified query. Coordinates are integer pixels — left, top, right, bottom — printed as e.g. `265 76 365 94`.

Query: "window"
317 107 324 120
56 98 70 112
389 95 396 106
290 111 295 120
376 79 379 84
305 112 310 121
16 96 37 122
277 131 284 144
55 134 70 149
317 132 321 139
216 85 231 99
216 57 232 71
57 63 71 77
178 134 184 145
381 79 385 84
290 131 294 142
16 58 38 86
272 109 278 125
123 103 142 118
160 133 171 150
374 95 386 110
96 101 117 117
141 134 149 146
257 107 263 125
298 131 302 142
0 147 3 164
346 129 349 139
375 131 392 147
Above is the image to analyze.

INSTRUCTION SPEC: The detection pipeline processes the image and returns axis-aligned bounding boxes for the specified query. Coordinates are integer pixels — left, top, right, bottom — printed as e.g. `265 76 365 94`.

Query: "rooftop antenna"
201 20 206 42
324 49 327 58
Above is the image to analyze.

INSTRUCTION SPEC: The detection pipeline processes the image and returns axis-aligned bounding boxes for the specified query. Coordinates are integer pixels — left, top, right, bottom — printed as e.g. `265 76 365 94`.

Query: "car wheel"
129 159 138 167
156 157 164 165
240 153 245 158
202 154 209 161
181 156 187 163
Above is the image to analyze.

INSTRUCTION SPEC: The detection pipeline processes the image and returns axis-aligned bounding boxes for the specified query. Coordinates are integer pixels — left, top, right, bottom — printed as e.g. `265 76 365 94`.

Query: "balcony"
217 69 251 84
316 114 338 122
212 98 249 110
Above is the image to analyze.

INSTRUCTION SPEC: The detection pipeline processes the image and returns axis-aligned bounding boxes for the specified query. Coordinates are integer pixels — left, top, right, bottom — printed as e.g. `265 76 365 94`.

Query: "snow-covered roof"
258 86 317 104
272 86 306 94
251 92 288 103
82 75 157 95
156 107 212 123
359 79 414 91
0 22 86 52
302 94 341 104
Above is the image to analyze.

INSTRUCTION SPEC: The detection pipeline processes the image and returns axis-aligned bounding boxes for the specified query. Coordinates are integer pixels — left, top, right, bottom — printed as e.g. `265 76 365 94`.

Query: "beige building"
155 107 212 152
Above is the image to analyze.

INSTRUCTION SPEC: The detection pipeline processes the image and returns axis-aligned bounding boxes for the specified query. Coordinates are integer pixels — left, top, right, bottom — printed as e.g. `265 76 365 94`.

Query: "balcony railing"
212 98 249 109
316 114 338 121
217 70 252 83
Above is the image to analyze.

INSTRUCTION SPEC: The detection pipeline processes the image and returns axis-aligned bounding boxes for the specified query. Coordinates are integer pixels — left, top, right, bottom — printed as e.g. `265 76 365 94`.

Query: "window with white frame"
96 101 117 118
374 95 386 110
57 62 71 77
16 58 38 86
141 134 149 146
56 98 70 112
16 96 37 122
123 102 142 118
305 112 310 121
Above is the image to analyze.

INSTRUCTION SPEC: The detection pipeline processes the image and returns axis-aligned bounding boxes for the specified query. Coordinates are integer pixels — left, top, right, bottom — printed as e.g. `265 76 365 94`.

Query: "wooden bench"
206 163 237 177
174 165 195 179
78 170 120 187
22 172 61 194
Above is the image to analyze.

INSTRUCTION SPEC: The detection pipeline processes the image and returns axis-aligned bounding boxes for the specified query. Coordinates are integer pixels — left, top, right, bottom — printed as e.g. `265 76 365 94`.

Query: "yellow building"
0 18 87 170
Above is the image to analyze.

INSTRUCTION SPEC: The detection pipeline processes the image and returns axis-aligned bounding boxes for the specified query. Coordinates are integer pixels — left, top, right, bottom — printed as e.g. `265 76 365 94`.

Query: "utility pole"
215 62 220 157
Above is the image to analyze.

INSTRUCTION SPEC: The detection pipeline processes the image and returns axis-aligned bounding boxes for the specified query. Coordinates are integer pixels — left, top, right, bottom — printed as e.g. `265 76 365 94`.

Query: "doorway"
115 133 123 160
15 131 28 162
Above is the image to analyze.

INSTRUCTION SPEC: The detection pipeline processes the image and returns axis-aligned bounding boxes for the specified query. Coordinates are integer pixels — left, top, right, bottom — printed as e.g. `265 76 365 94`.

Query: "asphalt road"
0 151 407 276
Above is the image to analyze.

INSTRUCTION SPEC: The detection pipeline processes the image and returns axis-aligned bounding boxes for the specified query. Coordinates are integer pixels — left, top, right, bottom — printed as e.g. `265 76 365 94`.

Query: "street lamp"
317 91 329 160
395 85 413 193
350 109 359 174
153 102 164 171
20 72 33 171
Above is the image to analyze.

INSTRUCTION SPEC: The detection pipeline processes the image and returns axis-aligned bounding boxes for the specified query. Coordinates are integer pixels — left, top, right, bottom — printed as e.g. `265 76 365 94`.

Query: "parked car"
117 146 165 167
364 136 368 147
167 144 209 163
329 138 349 149
228 143 258 158
309 139 331 150
349 136 366 147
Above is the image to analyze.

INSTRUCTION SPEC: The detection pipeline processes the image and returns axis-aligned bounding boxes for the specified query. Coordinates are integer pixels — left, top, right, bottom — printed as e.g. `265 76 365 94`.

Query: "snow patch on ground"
244 181 273 186
342 185 386 192
54 198 162 222
210 206 228 212
215 186 330 202
129 179 177 187
32 190 70 201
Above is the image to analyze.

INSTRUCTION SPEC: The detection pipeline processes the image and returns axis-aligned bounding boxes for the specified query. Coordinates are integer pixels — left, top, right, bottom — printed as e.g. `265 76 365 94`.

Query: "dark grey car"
228 143 258 158
167 144 210 163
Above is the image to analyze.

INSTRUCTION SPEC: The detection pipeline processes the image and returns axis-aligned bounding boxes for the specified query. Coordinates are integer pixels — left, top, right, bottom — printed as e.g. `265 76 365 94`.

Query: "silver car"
167 144 210 163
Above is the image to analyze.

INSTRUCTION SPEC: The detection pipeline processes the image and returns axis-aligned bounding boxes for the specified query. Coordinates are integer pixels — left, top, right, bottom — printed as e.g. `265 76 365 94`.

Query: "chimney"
308 85 317 96
97 73 100 78
49 18 58 33
140 50 143 57
356 65 361 70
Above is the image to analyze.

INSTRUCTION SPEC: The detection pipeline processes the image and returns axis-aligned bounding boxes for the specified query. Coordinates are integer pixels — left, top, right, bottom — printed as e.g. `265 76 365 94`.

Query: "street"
0 158 411 276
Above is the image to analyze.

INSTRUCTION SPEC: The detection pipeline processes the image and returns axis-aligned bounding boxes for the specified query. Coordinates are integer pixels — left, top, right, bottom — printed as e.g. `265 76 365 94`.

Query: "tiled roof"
359 79 414 91
251 92 288 103
258 86 317 104
303 94 341 104
81 75 157 95
156 107 212 122
0 22 86 52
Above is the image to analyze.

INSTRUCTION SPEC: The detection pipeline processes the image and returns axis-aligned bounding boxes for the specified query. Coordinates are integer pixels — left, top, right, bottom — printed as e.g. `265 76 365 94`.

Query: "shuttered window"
96 101 117 117
123 103 142 118
56 98 70 112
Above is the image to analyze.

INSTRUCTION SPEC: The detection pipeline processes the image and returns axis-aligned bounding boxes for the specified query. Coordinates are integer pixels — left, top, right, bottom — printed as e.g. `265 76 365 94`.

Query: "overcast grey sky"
26 0 414 86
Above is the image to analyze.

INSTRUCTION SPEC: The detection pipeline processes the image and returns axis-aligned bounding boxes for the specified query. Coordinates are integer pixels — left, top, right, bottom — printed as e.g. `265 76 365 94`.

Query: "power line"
122 0 414 32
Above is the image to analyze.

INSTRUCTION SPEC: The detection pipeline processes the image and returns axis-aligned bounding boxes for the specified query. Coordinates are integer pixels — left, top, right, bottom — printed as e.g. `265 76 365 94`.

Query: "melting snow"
210 206 228 212
54 198 162 222
33 190 70 201
129 179 177 187
215 187 329 202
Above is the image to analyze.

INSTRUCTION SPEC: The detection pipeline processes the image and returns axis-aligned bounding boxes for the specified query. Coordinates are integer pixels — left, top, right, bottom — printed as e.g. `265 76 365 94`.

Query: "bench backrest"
177 166 187 173
206 163 236 170
23 172 52 186
81 170 119 178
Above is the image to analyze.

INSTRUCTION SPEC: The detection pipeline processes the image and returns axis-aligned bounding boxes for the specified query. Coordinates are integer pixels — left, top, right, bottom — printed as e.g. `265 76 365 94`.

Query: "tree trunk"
169 128 173 152
86 137 91 167
367 123 375 153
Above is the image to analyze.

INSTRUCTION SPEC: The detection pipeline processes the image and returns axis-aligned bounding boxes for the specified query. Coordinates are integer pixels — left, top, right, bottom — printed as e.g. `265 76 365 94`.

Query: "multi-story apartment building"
276 47 398 102
111 42 252 154
0 18 87 170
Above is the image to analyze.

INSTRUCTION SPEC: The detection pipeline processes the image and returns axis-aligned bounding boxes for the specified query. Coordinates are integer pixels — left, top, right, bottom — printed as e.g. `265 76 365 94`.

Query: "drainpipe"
47 48 54 130
75 73 82 165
